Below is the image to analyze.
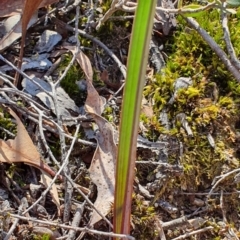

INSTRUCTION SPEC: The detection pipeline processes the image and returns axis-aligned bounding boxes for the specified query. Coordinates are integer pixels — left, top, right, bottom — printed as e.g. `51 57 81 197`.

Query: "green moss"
31 233 50 240
0 108 17 139
131 194 158 239
58 54 87 106
140 7 240 230
103 105 114 122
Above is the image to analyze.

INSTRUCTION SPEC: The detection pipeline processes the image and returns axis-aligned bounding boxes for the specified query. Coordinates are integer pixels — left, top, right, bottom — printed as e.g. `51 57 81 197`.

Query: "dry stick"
66 8 86 235
96 0 125 29
4 214 134 240
0 71 18 89
60 0 82 13
67 201 88 240
161 216 189 230
0 55 53 97
171 226 214 240
45 44 77 223
207 168 240 198
109 15 135 20
184 17 240 83
121 4 136 12
221 2 240 71
0 126 15 137
1 87 50 112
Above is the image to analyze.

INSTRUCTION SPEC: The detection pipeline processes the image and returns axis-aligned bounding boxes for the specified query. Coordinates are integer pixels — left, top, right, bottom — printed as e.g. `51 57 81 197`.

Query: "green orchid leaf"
113 0 157 237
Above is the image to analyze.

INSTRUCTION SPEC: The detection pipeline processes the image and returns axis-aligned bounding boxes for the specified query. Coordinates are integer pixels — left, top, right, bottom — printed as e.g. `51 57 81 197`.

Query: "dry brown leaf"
88 114 117 226
0 0 58 17
0 108 57 178
66 46 117 226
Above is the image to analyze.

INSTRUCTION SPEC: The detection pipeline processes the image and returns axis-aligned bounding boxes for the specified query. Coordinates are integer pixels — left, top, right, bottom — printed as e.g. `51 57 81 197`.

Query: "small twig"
208 168 240 198
60 0 82 14
221 2 240 70
0 55 53 97
171 226 214 240
0 71 17 89
1 87 50 112
45 54 65 77
4 214 135 240
161 216 189 230
0 126 15 138
60 6 81 223
109 15 134 20
67 200 88 240
155 218 166 240
185 17 240 83
96 0 121 29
